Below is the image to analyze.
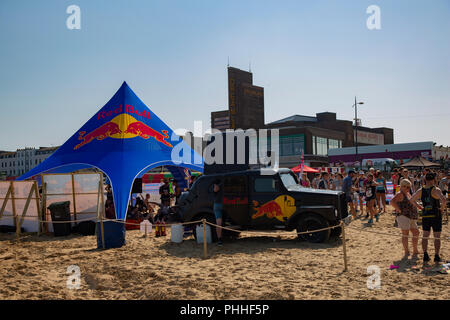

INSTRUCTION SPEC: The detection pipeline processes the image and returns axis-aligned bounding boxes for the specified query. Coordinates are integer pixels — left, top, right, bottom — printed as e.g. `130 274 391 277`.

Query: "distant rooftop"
268 114 317 125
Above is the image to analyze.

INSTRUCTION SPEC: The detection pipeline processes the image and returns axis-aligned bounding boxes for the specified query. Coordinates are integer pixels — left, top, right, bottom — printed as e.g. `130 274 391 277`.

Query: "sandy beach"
0 206 448 300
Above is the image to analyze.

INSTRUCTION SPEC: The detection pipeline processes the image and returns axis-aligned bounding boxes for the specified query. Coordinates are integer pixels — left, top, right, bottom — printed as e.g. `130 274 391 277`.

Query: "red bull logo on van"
74 113 173 150
252 195 296 222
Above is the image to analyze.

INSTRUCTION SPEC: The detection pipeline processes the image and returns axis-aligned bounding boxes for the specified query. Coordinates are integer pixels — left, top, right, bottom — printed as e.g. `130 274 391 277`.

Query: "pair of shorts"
396 215 418 231
422 217 442 233
376 190 386 194
213 202 223 220
346 195 353 203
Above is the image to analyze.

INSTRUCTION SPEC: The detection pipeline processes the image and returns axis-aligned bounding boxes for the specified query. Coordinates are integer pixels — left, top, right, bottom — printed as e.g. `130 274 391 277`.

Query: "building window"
279 134 305 156
316 137 328 156
328 139 341 151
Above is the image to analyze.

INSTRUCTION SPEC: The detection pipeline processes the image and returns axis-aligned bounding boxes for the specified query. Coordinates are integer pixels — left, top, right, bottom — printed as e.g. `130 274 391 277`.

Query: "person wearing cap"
411 172 447 263
343 170 357 219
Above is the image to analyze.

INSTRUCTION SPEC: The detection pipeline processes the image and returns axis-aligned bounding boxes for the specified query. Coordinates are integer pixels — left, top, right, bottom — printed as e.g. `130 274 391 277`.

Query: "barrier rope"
204 220 342 237
104 218 203 228
1 215 202 227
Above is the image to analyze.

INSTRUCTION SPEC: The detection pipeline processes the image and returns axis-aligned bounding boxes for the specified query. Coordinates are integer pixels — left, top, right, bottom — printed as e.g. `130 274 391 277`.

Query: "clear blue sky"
1 0 449 151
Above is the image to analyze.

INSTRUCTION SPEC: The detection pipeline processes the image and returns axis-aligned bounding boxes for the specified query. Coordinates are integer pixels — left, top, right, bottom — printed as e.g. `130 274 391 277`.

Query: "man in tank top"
411 173 447 263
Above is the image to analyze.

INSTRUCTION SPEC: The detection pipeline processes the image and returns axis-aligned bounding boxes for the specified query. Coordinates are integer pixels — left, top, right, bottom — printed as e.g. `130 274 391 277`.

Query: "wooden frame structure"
0 180 41 238
40 172 104 234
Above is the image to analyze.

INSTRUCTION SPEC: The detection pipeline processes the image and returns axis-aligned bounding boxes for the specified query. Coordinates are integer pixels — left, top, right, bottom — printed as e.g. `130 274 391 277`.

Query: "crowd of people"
299 167 449 262
104 178 185 229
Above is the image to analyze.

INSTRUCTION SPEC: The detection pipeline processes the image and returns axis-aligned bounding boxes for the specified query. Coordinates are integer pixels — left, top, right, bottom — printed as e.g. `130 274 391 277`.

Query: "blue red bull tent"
18 81 204 220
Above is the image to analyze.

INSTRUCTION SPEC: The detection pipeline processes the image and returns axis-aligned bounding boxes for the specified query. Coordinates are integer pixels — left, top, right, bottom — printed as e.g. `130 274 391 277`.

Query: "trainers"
217 239 223 246
434 254 441 263
368 218 373 224
375 214 380 222
423 252 430 262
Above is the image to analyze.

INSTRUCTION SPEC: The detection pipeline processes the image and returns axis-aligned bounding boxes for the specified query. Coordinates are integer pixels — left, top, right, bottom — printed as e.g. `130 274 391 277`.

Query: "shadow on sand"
157 234 344 259
391 255 444 276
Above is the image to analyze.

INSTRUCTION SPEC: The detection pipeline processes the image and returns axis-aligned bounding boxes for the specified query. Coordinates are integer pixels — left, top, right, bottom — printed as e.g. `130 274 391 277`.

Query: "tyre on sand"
296 213 331 243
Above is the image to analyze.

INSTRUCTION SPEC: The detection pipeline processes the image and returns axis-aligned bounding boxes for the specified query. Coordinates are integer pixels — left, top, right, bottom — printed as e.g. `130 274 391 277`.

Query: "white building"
0 146 59 179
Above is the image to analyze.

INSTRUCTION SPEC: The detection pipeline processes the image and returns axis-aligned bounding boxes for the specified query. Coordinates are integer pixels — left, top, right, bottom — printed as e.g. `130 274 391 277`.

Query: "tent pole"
99 175 106 249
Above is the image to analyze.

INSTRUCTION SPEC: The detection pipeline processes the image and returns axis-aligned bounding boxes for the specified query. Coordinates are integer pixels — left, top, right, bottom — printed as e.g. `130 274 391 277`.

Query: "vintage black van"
178 168 350 243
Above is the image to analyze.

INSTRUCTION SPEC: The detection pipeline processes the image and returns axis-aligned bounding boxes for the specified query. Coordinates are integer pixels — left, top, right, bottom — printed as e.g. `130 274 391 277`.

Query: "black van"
178 168 350 243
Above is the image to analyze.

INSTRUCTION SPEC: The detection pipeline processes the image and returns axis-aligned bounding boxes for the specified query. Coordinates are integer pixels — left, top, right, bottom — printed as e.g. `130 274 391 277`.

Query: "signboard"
354 130 384 145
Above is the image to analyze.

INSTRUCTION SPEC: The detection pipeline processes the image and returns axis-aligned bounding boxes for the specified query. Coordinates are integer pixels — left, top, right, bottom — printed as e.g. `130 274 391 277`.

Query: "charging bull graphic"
73 113 173 150
252 195 296 222
123 122 173 148
74 122 122 150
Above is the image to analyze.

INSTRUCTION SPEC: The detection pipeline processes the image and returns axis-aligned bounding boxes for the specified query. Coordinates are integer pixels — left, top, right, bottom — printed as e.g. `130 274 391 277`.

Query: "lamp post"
353 97 364 169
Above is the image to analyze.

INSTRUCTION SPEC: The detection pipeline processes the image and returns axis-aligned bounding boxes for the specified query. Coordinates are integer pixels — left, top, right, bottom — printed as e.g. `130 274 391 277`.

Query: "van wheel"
192 214 218 242
297 213 330 243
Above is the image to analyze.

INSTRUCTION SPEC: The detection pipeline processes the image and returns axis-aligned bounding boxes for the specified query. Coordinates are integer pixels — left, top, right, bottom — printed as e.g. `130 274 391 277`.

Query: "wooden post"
33 182 41 236
0 184 12 220
11 182 18 240
41 182 48 234
144 222 148 238
71 174 77 223
341 222 348 272
202 219 207 259
19 184 35 228
16 215 20 240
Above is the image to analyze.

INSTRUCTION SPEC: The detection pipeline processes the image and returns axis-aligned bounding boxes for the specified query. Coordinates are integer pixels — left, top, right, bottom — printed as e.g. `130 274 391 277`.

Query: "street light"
353 97 364 168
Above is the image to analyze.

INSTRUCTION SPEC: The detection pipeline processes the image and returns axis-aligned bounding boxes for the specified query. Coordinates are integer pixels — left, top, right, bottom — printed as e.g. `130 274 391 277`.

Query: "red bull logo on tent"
74 113 172 150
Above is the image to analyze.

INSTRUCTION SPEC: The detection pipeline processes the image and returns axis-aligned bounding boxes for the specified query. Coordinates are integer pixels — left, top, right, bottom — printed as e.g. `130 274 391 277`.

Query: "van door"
250 176 286 228
222 175 250 226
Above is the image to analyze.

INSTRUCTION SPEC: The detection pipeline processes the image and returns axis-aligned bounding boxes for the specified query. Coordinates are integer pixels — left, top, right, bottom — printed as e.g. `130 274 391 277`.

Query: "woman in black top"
364 173 379 224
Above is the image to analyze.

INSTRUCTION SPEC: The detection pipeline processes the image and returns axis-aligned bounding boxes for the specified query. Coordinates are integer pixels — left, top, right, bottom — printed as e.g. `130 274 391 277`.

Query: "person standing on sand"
213 179 223 246
343 170 357 219
390 179 421 258
364 173 379 224
411 173 447 263
356 171 366 217
375 170 387 214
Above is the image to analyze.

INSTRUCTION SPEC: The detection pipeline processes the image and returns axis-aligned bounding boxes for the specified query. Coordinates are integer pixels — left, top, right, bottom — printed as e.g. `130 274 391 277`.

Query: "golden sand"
0 206 448 300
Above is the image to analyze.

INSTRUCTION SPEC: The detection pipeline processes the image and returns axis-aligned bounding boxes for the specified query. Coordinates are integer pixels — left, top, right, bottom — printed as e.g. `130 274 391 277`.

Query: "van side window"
224 176 246 194
254 178 278 193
